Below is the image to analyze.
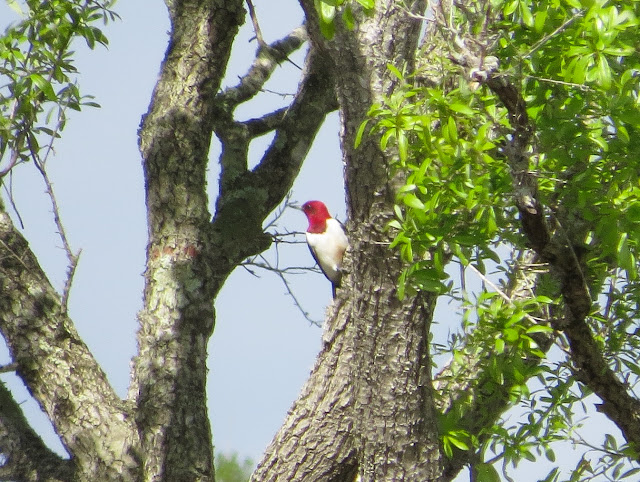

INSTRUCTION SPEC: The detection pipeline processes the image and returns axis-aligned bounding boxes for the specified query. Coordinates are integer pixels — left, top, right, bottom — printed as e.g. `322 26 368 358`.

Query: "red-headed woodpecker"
301 200 348 297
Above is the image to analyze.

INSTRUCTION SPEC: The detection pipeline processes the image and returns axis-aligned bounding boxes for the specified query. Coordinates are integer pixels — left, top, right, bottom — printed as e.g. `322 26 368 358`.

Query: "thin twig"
30 107 81 314
466 262 540 326
248 254 321 327
523 12 581 60
0 148 22 178
3 172 25 229
246 0 266 48
525 74 593 92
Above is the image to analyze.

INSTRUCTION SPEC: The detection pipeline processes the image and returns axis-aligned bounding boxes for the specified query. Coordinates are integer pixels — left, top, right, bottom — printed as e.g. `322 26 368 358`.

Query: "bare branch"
216 26 307 108
247 254 322 327
242 107 287 137
246 0 266 48
0 362 18 373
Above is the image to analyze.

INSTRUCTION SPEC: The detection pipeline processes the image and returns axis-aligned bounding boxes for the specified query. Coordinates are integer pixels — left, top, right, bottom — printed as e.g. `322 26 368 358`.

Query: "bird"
300 200 348 297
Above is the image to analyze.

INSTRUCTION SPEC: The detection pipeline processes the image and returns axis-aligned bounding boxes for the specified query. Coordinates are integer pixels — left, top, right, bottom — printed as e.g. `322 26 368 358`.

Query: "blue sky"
0 1 622 480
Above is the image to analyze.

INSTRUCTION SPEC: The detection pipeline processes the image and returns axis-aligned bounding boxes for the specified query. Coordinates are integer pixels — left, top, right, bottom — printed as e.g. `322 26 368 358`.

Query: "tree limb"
133 0 248 479
0 207 139 479
216 26 307 109
211 44 338 267
0 381 74 482
483 65 640 455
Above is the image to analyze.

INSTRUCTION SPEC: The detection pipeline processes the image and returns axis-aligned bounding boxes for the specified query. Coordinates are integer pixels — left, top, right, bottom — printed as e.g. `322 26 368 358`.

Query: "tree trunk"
253 1 444 480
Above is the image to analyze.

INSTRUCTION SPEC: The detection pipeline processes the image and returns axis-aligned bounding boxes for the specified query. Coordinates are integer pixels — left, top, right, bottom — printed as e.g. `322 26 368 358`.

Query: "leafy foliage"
312 0 374 38
0 0 117 177
215 451 254 482
359 0 640 479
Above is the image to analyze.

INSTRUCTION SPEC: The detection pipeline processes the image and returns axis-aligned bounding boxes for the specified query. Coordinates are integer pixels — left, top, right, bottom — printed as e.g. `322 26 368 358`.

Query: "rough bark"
0 208 140 480
0 381 74 481
252 1 444 480
132 0 339 479
132 0 246 478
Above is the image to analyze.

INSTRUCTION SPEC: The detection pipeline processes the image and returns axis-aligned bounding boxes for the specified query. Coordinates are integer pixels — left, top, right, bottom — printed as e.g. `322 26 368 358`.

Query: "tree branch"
481 65 640 455
436 250 557 479
216 26 307 109
30 125 82 315
211 45 338 266
0 207 139 478
0 381 74 482
242 107 287 137
133 1 248 478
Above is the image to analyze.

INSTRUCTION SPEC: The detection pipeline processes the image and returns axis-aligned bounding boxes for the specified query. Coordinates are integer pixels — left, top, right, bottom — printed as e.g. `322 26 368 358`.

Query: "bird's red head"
301 200 331 233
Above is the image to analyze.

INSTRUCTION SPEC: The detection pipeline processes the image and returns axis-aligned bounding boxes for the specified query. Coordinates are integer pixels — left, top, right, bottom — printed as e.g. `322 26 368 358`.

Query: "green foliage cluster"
358 0 640 480
215 451 254 482
313 0 374 38
0 0 116 174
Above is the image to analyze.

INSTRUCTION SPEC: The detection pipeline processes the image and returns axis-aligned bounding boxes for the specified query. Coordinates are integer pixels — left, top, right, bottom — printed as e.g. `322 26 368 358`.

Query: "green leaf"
342 5 355 30
356 0 374 8
397 130 408 163
617 232 637 279
403 193 425 210
318 0 336 23
355 119 369 148
449 103 475 116
595 55 611 89
621 468 640 479
29 73 56 101
526 325 553 334
474 463 501 482
519 1 534 27
387 63 403 81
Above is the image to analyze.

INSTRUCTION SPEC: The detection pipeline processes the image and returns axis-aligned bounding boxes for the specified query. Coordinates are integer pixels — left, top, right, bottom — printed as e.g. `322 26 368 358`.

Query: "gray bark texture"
3 0 640 481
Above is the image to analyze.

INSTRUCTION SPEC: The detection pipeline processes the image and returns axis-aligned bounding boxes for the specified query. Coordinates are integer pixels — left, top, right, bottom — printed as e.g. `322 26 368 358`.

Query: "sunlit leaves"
0 0 116 173
313 0 374 39
360 0 640 479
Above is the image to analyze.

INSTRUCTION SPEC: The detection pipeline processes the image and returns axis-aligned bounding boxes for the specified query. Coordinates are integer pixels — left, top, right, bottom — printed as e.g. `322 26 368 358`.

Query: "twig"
29 107 80 314
523 12 581 60
240 199 324 326
248 254 321 327
216 26 306 108
524 74 592 92
3 172 25 229
246 0 266 48
466 262 540 326
0 148 22 178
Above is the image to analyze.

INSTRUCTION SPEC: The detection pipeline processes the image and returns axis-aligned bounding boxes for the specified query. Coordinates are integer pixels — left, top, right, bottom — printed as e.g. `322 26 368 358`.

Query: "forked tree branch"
216 26 307 109
211 44 337 266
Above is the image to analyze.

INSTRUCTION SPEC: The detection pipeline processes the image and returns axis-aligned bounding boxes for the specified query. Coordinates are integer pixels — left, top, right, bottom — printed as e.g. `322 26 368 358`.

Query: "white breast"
306 218 348 284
